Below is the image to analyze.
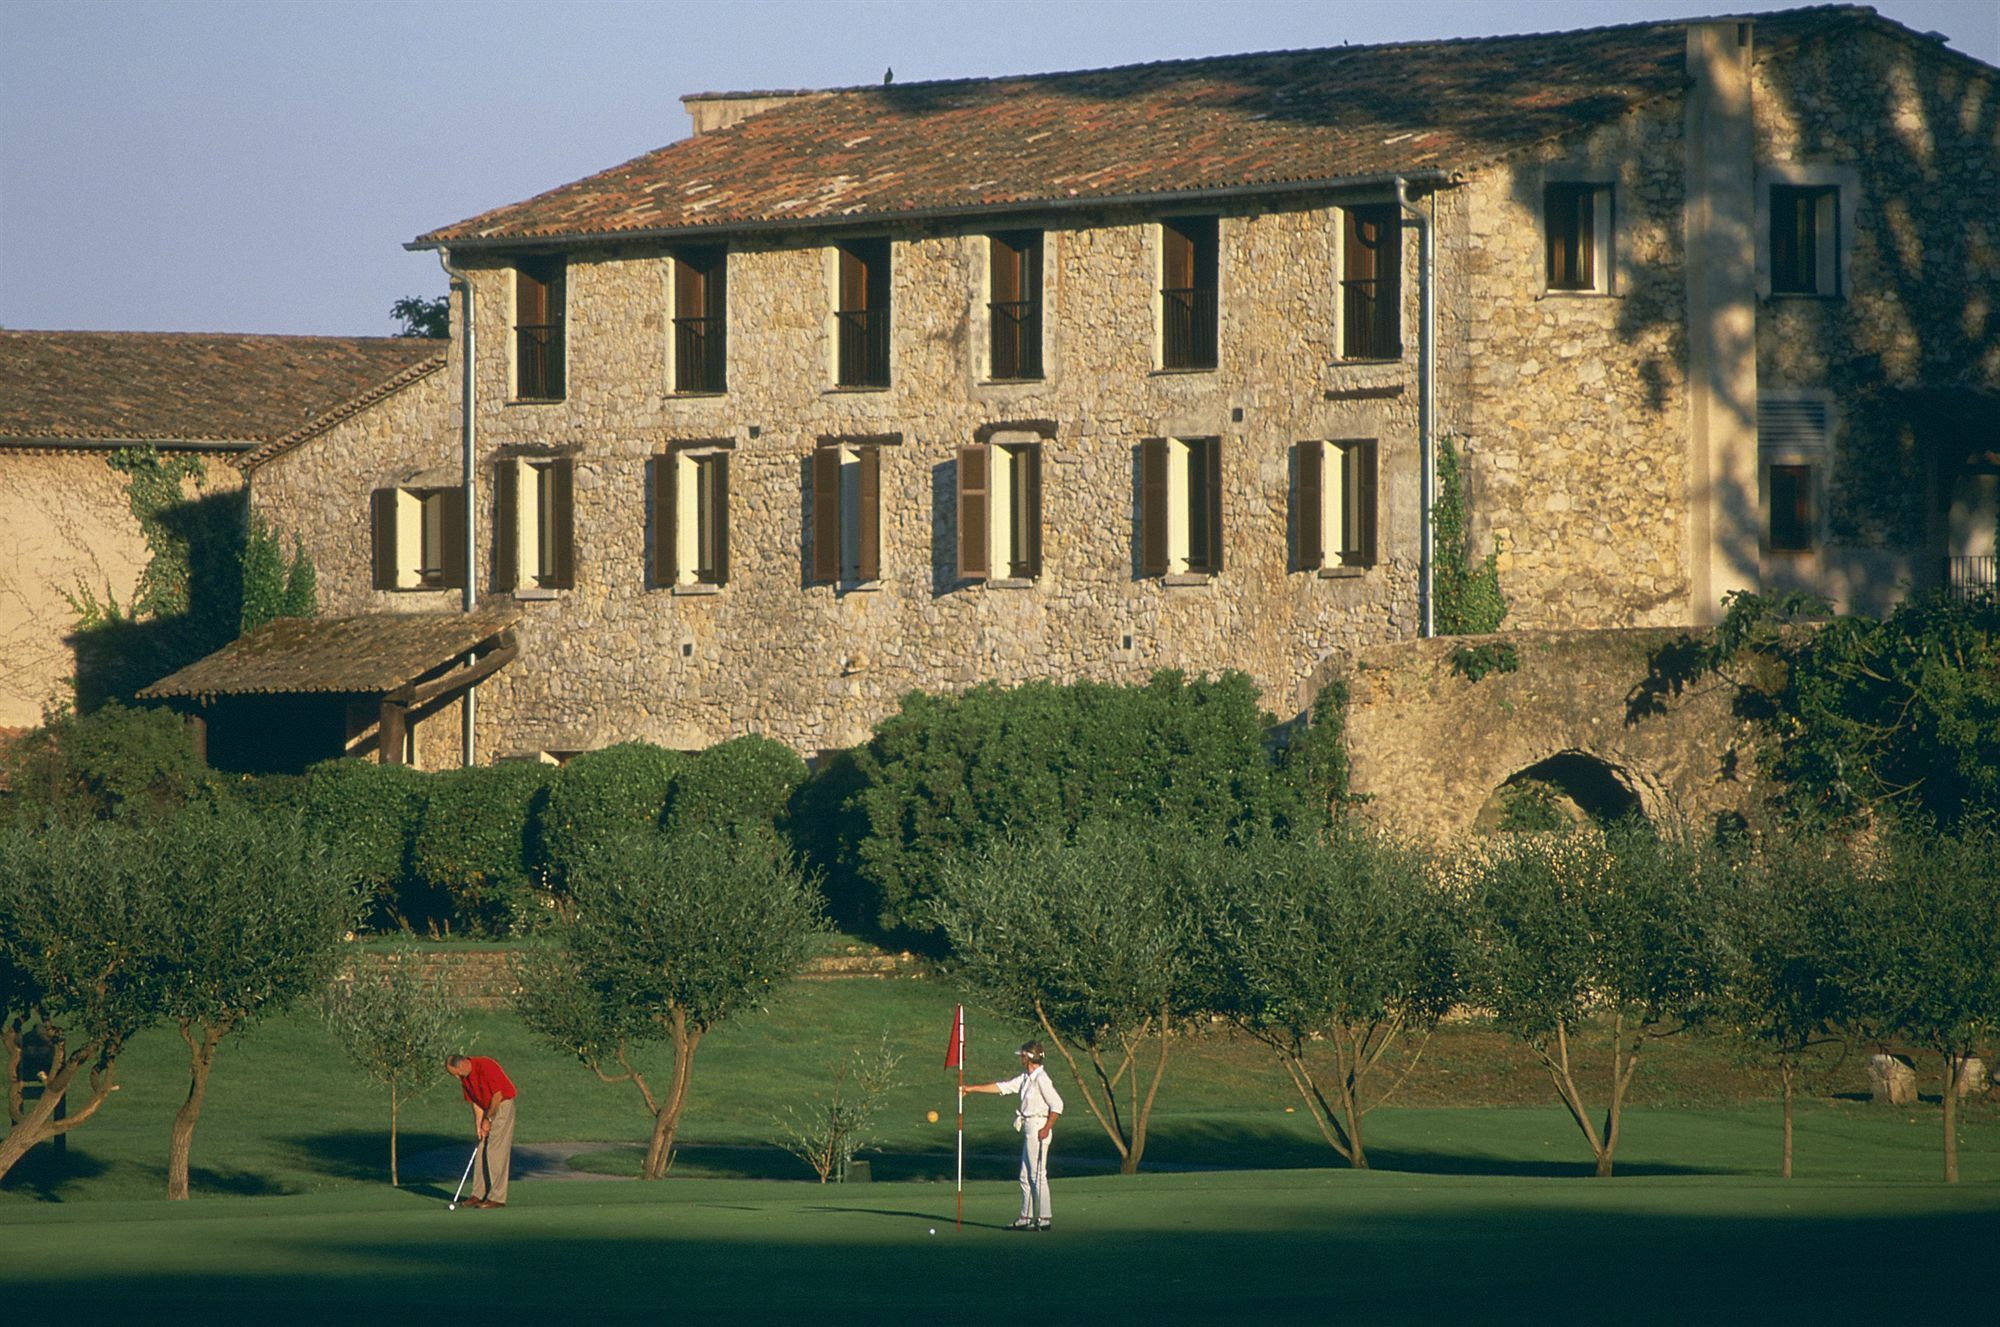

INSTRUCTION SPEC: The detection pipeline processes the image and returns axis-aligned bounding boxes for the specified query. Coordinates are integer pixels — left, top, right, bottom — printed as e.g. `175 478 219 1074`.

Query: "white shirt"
995 1064 1065 1124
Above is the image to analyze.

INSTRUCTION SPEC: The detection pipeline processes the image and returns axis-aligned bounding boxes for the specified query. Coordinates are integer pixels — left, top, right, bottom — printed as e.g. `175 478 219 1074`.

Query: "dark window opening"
1161 217 1218 370
1340 206 1400 360
988 231 1044 381
674 247 728 393
1769 463 1814 552
515 257 566 399
1544 184 1602 292
836 240 891 388
1771 185 1837 296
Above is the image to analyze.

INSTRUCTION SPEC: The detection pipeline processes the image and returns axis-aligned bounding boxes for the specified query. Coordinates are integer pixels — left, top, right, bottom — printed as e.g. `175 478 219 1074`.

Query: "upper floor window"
1160 217 1219 370
1758 394 1831 559
651 445 729 587
987 231 1045 381
1770 185 1840 296
496 455 575 591
370 486 465 591
1139 436 1222 577
1295 440 1378 572
672 247 728 394
810 440 883 583
835 240 891 388
957 440 1043 582
514 258 566 400
1338 207 1401 360
1544 183 1612 293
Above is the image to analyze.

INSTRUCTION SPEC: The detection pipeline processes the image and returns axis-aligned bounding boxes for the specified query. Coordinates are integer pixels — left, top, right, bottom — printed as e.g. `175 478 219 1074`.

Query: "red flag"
944 1004 963 1069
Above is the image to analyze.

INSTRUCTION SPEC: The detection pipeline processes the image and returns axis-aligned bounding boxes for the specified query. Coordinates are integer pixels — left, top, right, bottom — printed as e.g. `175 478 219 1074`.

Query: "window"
1758 393 1831 558
495 456 575 591
650 447 729 587
957 440 1043 581
835 239 891 388
672 247 728 393
1767 464 1814 553
987 231 1044 381
809 441 882 584
1160 217 1219 370
370 486 465 591
1544 183 1612 293
1770 185 1839 296
1139 437 1223 577
1296 440 1378 571
514 258 566 400
1338 207 1400 360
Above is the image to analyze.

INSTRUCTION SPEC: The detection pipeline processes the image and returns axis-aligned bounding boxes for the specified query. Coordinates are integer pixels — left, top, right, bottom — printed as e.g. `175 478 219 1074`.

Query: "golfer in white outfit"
966 1041 1065 1231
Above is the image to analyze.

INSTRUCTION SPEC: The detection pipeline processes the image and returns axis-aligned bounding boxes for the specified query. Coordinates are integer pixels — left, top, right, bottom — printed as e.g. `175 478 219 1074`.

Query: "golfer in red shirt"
445 1054 517 1208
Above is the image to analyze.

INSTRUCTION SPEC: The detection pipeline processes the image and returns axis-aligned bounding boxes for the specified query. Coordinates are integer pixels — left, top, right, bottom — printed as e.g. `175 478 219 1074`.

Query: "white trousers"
1018 1122 1053 1222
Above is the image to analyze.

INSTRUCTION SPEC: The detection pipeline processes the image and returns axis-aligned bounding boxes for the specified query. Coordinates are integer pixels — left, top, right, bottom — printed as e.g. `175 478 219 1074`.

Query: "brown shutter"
1024 443 1044 579
857 445 881 583
1162 224 1193 291
440 487 467 590
839 247 866 312
493 461 517 591
517 266 545 325
1355 442 1379 567
1204 438 1224 575
811 446 841 584
651 454 676 586
1140 438 1169 577
1297 442 1323 571
549 457 575 589
957 445 989 581
990 235 1020 304
675 258 703 324
371 488 398 590
713 453 730 585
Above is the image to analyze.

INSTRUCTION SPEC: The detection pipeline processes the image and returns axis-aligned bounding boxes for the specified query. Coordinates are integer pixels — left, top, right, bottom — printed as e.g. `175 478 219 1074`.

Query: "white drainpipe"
1396 178 1437 639
438 249 478 765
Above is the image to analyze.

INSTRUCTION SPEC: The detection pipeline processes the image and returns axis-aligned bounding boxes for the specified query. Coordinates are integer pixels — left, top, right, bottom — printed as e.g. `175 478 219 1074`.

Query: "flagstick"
955 1008 965 1231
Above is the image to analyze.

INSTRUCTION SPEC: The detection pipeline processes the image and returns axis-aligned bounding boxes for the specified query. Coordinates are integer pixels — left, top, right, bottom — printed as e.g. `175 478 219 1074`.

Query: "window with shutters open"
834 240 891 388
987 232 1044 381
371 486 466 591
1769 185 1839 297
671 247 728 393
809 442 882 585
1159 218 1219 370
957 441 1043 582
1337 207 1400 360
1294 440 1378 573
1544 183 1613 294
650 447 729 588
513 258 566 400
1138 437 1223 578
493 456 575 592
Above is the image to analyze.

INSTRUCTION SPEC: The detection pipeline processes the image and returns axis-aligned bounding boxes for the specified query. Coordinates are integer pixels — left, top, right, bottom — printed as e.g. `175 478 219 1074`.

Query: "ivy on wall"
1432 435 1508 636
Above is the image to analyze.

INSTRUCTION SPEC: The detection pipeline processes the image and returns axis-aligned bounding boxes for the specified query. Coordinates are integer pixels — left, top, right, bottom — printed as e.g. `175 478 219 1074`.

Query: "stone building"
213 6 1994 772
0 332 443 730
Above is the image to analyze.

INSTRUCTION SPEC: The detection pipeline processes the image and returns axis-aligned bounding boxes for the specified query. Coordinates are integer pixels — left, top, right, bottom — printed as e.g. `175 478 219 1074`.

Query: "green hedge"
2 701 218 824
539 742 688 886
410 761 556 934
298 759 431 929
669 734 807 845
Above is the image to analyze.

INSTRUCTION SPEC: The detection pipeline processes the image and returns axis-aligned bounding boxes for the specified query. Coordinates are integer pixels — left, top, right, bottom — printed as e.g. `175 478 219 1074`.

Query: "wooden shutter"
1162 223 1194 291
651 454 676 586
957 445 990 580
1203 437 1224 575
839 246 867 312
440 487 467 590
517 266 546 325
1023 443 1044 579
1297 442 1323 571
1139 438 1169 577
856 445 881 583
713 454 730 585
549 457 575 589
811 446 842 584
675 257 704 324
1354 442 1379 567
493 461 517 591
990 235 1020 304
371 488 398 590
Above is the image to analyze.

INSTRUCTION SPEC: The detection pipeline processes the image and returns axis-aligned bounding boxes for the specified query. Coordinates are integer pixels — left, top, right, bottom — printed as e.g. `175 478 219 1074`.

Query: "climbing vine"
1432 435 1508 636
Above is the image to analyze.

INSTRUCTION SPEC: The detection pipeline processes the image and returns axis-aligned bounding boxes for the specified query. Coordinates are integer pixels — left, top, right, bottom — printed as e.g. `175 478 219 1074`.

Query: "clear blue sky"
3 0 1994 338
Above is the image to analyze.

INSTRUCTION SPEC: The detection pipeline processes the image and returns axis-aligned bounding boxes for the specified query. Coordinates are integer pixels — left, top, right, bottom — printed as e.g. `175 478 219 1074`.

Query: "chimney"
681 91 811 136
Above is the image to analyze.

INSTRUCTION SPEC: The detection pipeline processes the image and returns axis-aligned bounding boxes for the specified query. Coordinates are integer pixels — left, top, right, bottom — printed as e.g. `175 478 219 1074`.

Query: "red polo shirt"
458 1057 517 1112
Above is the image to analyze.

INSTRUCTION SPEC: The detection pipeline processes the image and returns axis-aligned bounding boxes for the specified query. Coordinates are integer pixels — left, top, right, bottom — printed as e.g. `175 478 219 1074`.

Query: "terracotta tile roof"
139 608 520 699
416 6 1887 249
0 331 446 449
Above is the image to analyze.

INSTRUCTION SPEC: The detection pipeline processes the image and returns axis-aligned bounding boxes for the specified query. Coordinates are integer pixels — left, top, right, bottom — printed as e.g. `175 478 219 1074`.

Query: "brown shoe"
482 1201 506 1209
461 1198 491 1208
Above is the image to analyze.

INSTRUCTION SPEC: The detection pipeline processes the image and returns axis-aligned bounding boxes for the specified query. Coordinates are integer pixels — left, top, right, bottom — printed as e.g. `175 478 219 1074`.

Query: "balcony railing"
836 307 890 388
1161 286 1218 370
674 316 727 394
1340 279 1398 360
1946 555 1997 600
515 323 564 400
989 300 1043 381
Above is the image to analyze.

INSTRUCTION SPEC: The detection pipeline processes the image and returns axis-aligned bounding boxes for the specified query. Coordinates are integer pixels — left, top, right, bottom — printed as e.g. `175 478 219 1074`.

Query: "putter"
447 1141 480 1211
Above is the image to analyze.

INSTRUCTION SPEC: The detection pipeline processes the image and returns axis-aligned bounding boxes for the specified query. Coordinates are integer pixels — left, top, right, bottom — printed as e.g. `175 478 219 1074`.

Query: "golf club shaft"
451 1140 480 1205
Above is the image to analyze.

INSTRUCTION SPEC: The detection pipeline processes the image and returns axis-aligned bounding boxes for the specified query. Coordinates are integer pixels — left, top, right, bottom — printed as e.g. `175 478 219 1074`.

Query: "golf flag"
944 1005 964 1069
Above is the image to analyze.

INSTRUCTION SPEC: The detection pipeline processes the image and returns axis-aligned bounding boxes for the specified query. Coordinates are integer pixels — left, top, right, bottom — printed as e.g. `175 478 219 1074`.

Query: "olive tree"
151 809 362 1199
0 820 166 1181
514 832 821 1179
1199 829 1460 1169
1467 825 1720 1178
322 957 464 1186
933 821 1210 1174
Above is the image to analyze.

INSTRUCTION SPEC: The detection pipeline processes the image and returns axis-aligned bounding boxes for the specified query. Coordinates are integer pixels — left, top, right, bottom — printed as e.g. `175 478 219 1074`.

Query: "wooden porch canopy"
140 608 520 764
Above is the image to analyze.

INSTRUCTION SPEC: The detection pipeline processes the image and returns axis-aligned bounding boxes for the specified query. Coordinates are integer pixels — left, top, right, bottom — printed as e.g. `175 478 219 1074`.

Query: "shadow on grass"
0 1144 111 1202
281 1130 463 1185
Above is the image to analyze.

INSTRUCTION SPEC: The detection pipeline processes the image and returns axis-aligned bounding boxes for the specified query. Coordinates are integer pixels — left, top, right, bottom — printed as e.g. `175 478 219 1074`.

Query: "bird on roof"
884 67 893 84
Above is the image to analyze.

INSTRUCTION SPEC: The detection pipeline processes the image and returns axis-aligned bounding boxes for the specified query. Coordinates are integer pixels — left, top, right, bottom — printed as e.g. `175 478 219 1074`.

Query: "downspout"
1396 178 1437 639
438 249 479 765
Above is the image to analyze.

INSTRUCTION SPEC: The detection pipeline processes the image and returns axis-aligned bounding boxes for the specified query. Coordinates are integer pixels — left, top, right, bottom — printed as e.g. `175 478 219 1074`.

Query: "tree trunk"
642 1018 703 1181
1780 1059 1794 1180
0 1052 113 1183
1942 1052 1960 1184
389 1082 400 1187
168 1023 225 1201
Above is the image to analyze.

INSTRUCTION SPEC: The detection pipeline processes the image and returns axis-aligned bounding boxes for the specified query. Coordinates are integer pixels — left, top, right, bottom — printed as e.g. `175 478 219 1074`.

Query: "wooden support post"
378 699 407 765
186 711 207 763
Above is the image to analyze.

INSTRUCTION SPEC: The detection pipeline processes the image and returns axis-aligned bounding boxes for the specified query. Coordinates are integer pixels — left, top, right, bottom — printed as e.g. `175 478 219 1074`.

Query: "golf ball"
929 1228 936 1235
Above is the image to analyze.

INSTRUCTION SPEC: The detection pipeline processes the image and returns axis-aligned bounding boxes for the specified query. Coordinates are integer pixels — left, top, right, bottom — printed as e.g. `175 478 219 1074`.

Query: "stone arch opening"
1475 750 1646 833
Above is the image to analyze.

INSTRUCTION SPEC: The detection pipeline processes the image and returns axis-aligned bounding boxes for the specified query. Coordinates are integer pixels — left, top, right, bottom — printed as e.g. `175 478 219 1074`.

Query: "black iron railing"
1161 286 1218 370
674 316 727 393
836 308 890 387
1946 555 1997 600
1340 279 1397 360
989 300 1043 380
515 323 564 399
